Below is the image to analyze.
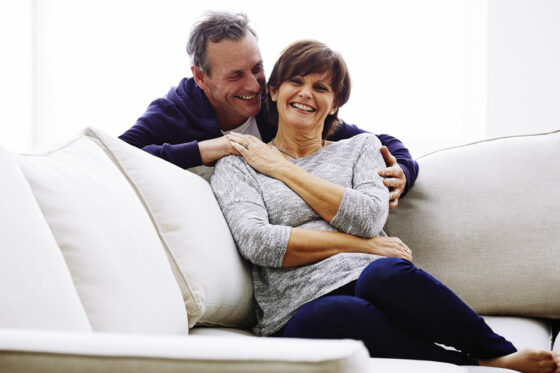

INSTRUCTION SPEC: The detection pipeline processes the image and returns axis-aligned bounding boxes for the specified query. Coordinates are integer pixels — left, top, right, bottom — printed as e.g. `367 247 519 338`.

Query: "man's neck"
219 118 249 132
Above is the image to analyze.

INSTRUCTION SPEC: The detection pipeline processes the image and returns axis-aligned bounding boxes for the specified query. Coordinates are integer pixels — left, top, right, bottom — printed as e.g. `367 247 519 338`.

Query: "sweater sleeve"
119 100 204 169
329 135 390 238
211 156 291 268
328 121 419 196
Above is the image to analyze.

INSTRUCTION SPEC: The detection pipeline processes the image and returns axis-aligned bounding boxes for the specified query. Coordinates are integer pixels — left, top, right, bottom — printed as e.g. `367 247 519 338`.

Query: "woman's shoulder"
212 154 252 181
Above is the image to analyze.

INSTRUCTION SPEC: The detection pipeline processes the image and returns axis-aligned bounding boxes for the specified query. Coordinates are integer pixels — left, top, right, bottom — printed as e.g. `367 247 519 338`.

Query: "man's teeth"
291 103 315 112
239 95 255 100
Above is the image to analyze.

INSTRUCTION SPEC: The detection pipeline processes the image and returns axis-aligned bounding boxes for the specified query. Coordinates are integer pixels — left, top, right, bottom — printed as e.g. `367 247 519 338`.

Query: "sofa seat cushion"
0 329 369 373
86 128 255 328
15 133 188 334
0 147 91 332
386 130 560 318
189 326 254 337
368 358 515 372
482 316 553 351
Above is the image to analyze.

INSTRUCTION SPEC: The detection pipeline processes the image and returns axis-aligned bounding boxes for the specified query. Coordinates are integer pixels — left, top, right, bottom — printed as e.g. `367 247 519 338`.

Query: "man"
119 11 418 208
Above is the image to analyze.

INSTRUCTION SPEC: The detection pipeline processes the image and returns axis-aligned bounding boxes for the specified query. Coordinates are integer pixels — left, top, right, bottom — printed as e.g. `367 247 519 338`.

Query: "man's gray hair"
187 11 257 75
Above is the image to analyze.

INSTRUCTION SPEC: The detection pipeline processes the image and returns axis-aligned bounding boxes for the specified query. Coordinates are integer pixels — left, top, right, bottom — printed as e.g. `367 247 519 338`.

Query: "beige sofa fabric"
483 316 552 350
15 135 188 334
0 147 91 332
86 128 255 328
0 329 370 373
385 130 560 317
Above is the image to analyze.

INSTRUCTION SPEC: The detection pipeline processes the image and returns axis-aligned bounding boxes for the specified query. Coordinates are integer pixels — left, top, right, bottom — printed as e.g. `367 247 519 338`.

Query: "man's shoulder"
329 133 380 151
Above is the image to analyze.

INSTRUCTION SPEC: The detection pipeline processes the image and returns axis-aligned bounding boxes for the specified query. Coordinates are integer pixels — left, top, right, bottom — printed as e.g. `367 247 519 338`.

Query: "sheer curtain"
1 0 558 156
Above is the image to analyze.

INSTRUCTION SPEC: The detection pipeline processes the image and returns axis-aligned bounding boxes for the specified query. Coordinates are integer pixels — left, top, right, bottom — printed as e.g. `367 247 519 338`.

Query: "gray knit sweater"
211 133 389 336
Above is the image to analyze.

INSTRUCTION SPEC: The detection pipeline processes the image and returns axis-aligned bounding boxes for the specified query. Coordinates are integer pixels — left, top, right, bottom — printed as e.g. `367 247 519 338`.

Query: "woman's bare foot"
479 349 559 373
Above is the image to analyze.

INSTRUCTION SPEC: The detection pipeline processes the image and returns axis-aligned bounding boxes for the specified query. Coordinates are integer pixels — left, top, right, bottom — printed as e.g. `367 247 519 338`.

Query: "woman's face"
271 72 337 134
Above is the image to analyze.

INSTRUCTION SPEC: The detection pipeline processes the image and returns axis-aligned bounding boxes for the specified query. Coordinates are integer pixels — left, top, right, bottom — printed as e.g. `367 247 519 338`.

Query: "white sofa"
1 127 558 373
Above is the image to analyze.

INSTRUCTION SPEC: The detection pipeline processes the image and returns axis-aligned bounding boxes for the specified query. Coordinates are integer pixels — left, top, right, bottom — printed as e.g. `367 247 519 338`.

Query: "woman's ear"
269 87 278 102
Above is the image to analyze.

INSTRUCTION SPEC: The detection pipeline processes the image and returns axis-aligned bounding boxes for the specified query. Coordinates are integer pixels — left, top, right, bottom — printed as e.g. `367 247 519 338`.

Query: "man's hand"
199 136 240 166
378 146 406 209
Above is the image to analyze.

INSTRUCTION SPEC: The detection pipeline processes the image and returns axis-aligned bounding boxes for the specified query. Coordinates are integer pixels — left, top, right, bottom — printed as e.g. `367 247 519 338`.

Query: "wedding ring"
243 144 249 150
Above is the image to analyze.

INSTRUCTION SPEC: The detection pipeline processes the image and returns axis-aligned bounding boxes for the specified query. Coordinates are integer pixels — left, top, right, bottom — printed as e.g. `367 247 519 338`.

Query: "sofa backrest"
385 130 560 318
86 128 255 328
1 128 256 334
0 146 91 332
12 134 189 334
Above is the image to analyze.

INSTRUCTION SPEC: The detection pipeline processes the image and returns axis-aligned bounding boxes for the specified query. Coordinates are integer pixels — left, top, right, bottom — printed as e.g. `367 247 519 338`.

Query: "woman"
211 40 559 372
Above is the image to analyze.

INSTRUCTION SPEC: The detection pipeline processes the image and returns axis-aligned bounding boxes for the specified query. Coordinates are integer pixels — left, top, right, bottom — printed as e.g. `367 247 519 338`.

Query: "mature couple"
120 12 559 373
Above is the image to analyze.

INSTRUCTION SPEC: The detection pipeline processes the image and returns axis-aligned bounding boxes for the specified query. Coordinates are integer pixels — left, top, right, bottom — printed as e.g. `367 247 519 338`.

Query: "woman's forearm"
274 162 345 223
282 228 413 267
282 228 367 267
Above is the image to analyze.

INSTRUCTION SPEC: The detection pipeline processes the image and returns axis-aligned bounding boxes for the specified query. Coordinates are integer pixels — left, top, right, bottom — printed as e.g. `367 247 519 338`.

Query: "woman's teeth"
291 103 315 112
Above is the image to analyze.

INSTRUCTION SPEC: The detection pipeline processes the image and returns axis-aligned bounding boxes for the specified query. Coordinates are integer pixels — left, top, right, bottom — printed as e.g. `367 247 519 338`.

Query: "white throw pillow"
385 130 560 317
0 146 91 331
16 133 188 334
86 128 255 328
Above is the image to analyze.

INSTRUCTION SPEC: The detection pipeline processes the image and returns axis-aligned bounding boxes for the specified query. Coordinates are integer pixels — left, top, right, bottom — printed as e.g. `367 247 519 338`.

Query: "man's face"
193 33 265 128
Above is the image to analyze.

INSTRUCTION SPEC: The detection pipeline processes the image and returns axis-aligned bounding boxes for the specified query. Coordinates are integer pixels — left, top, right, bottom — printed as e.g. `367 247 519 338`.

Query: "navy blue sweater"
119 78 419 194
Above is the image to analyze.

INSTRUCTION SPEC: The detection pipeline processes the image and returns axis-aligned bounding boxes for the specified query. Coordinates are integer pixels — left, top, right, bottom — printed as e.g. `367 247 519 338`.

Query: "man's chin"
239 103 261 118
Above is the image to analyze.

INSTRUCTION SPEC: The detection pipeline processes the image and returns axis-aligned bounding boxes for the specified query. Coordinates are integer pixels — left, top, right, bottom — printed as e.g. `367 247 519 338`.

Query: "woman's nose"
298 85 312 98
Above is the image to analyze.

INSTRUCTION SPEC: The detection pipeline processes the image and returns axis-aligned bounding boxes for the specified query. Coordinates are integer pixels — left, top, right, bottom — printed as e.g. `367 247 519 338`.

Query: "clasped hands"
226 133 288 178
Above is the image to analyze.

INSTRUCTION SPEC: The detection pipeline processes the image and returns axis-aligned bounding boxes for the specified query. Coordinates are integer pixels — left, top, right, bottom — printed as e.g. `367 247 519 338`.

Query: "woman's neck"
273 128 324 159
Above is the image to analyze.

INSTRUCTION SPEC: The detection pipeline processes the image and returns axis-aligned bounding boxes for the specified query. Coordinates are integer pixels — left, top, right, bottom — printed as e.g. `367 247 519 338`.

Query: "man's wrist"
199 137 230 165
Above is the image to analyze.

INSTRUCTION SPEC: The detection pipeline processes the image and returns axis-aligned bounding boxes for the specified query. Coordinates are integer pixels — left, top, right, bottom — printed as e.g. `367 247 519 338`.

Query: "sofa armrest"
0 328 369 373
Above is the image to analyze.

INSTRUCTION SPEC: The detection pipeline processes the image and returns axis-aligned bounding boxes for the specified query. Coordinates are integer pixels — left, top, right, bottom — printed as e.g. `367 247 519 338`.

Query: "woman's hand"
366 236 413 261
226 133 290 177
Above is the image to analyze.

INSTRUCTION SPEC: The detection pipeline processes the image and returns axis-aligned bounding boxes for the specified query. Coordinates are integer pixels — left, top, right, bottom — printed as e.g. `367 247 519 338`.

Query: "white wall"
487 0 560 138
1 0 558 156
3 0 466 157
0 1 33 152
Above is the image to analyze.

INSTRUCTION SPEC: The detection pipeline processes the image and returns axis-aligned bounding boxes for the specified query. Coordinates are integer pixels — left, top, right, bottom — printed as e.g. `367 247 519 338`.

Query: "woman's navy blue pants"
276 258 517 365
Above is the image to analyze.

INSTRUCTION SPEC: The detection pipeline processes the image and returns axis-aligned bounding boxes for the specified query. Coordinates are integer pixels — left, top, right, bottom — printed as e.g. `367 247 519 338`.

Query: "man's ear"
191 66 207 90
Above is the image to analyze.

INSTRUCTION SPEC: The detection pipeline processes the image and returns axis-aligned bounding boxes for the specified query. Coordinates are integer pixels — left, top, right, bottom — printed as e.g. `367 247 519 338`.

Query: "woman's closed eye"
289 77 303 85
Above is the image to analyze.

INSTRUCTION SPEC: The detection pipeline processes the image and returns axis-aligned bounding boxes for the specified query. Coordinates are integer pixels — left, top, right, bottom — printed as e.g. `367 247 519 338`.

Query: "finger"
226 132 250 144
389 190 401 201
225 134 245 146
379 165 404 178
379 146 397 167
389 199 399 210
383 178 405 189
230 141 248 155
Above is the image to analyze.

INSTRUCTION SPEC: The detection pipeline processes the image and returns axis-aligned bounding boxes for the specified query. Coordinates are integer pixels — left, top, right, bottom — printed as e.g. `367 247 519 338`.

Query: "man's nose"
245 73 262 93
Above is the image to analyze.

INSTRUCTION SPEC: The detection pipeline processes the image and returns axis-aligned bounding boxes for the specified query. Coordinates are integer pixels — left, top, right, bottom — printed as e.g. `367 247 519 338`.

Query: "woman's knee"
362 257 414 282
356 258 415 297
